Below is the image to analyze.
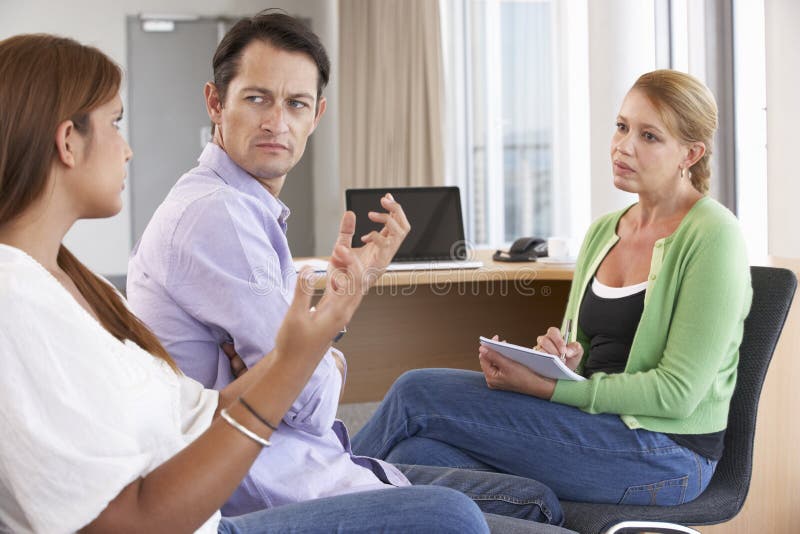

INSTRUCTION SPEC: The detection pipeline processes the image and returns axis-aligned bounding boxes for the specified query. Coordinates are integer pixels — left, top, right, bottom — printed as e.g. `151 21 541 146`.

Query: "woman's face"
68 94 133 219
610 89 689 197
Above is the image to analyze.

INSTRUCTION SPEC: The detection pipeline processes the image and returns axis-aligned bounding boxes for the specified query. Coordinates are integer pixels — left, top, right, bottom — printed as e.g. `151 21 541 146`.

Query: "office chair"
559 266 797 534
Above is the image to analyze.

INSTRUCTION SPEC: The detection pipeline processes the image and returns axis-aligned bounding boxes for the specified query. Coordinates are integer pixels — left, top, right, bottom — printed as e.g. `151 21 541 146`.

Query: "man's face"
207 40 326 193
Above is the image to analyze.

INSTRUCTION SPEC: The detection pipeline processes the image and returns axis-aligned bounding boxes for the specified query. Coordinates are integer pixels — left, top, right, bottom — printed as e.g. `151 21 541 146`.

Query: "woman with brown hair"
354 70 753 507
0 33 500 533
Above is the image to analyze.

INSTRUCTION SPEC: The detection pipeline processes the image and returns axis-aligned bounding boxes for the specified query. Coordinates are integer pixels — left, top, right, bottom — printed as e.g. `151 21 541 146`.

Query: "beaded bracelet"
220 408 272 447
238 396 279 431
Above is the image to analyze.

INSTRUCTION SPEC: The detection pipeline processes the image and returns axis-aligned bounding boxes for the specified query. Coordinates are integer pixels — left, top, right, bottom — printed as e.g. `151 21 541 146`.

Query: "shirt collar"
197 143 291 225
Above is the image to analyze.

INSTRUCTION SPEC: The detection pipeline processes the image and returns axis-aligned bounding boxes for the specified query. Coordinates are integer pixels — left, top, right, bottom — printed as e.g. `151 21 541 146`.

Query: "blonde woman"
354 70 752 506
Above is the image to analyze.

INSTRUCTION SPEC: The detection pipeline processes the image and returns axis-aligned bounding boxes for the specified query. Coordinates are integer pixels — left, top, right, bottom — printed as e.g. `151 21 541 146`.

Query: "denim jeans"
218 482 569 534
217 485 488 533
395 463 563 527
352 369 717 505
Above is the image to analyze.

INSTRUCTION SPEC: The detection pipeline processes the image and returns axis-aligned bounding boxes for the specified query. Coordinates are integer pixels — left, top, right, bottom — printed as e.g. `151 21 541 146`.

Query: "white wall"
0 0 340 273
765 0 800 258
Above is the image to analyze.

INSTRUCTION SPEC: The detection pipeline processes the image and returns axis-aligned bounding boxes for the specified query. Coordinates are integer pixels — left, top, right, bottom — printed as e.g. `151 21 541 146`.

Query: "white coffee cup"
547 237 570 259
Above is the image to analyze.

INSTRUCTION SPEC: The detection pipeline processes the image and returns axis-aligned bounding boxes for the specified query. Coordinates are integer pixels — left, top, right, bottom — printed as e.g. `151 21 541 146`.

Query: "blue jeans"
395 463 563 526
352 369 717 505
218 485 487 533
218 481 569 533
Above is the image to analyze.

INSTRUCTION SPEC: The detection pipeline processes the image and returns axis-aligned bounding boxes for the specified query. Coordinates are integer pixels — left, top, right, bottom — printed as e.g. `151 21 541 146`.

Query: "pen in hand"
560 319 572 364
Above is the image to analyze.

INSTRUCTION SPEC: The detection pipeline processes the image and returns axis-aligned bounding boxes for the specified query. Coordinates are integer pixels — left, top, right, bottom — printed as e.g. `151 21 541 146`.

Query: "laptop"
345 186 483 271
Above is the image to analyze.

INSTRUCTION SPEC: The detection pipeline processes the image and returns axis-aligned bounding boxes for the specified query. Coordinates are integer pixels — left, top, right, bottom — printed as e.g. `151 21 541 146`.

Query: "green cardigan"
551 197 752 434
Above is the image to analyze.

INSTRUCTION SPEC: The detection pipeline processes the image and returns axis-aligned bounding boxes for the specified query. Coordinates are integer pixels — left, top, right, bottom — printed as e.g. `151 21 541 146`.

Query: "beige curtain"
339 0 445 189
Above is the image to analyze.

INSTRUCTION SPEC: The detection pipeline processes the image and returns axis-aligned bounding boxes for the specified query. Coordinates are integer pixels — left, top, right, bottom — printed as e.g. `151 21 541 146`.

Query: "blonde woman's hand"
478 335 556 399
535 326 583 371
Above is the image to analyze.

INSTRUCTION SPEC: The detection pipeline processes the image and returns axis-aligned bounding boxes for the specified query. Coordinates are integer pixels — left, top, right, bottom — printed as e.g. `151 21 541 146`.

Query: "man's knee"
403 486 488 534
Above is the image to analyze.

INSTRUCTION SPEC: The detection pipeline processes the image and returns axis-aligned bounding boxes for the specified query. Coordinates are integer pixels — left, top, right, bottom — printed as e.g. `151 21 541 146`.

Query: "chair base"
603 520 701 534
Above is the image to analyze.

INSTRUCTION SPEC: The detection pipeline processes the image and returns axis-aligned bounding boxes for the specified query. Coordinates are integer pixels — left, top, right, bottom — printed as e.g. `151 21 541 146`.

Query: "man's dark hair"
213 10 330 106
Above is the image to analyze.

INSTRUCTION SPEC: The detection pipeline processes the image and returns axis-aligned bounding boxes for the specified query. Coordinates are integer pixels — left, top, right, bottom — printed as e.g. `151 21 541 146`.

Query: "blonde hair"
631 70 718 194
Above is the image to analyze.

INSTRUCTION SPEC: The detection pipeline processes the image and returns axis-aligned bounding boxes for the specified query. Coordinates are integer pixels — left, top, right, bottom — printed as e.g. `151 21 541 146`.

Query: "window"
661 0 768 260
445 1 766 257
470 0 554 245
442 0 560 247
732 0 768 259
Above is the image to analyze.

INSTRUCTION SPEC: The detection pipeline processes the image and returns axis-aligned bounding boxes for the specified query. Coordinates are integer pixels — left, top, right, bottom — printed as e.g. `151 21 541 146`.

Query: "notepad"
479 336 586 381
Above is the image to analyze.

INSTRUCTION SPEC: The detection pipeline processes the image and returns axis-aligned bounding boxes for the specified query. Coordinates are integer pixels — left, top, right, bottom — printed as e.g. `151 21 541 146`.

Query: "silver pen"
560 319 572 364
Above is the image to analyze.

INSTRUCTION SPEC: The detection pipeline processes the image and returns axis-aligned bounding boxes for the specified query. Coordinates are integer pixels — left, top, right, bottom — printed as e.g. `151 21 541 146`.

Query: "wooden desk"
308 249 573 403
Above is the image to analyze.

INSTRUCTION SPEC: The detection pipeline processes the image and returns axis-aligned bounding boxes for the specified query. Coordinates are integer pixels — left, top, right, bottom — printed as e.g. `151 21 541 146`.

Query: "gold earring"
680 167 686 180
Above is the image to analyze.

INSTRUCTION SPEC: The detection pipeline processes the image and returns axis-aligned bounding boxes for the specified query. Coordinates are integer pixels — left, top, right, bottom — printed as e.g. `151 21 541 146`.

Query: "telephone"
492 237 548 262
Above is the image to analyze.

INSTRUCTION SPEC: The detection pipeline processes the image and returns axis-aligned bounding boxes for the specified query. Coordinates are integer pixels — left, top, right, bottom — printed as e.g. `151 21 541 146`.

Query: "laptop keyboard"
385 260 484 271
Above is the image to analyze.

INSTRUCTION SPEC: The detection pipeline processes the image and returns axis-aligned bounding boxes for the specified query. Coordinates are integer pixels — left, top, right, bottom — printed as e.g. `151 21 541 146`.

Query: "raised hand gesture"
333 193 410 283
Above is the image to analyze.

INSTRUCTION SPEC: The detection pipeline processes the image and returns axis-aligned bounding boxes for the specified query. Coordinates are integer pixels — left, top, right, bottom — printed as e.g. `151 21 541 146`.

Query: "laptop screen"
345 186 468 261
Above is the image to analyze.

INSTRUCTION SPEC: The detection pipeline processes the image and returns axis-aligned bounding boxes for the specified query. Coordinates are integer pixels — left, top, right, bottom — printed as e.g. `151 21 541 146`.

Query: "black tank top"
578 279 725 461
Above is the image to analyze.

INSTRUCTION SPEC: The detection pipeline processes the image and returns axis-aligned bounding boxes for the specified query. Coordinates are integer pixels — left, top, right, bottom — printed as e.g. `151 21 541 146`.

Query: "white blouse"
0 245 220 533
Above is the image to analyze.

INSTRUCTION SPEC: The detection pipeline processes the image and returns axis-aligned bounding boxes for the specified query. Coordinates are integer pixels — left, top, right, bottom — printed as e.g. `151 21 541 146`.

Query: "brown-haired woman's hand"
275 245 366 363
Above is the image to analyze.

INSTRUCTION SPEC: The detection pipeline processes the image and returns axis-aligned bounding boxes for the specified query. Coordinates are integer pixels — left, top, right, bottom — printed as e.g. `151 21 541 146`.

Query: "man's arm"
165 190 342 434
223 341 347 399
213 194 410 411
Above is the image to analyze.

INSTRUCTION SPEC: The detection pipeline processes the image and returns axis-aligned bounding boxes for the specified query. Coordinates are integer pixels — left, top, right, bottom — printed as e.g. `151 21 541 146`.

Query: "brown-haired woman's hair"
0 34 178 372
632 69 718 194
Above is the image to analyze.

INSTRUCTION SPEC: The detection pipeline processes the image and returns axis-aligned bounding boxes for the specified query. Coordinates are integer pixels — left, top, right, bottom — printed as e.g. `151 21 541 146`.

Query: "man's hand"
334 209 357 249
221 342 248 378
357 193 411 274
333 194 410 281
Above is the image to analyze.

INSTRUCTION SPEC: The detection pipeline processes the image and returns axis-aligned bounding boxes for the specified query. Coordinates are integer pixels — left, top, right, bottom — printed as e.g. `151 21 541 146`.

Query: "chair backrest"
710 266 797 513
561 266 797 533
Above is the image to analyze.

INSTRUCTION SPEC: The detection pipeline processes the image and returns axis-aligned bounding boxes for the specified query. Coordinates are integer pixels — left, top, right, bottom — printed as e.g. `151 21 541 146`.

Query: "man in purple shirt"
128 10 564 531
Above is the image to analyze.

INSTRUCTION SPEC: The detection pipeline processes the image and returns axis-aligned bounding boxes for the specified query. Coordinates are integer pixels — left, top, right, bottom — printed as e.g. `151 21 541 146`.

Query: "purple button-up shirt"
127 143 409 515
